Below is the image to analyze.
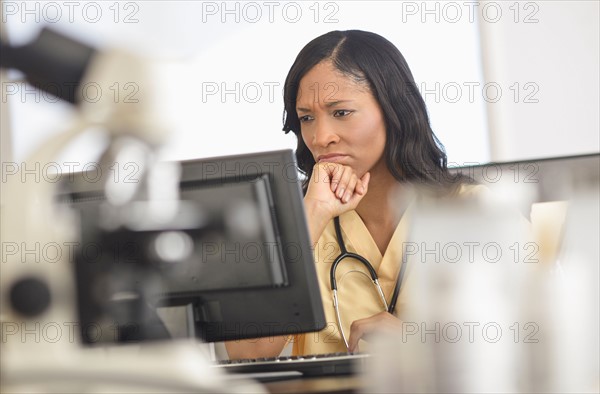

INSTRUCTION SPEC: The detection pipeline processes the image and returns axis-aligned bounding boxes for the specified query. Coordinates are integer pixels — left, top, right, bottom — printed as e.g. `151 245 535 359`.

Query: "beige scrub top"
292 205 414 356
291 185 487 356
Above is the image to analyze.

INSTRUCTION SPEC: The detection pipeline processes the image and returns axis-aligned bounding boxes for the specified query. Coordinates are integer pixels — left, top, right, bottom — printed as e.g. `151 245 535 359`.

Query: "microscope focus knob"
9 277 52 317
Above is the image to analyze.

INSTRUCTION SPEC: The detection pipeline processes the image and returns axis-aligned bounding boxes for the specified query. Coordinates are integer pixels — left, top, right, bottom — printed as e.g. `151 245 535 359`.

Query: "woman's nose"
312 120 339 147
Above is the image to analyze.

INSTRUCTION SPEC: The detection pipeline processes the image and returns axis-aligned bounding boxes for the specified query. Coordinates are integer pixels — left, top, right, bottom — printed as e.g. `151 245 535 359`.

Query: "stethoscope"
330 216 407 351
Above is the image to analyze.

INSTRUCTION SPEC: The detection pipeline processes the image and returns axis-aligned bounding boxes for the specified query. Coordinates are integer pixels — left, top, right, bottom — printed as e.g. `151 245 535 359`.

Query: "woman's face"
297 61 387 178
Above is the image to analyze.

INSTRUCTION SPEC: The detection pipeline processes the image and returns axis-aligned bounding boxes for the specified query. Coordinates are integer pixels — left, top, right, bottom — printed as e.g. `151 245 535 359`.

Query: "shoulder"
414 181 490 202
456 183 532 229
457 183 491 199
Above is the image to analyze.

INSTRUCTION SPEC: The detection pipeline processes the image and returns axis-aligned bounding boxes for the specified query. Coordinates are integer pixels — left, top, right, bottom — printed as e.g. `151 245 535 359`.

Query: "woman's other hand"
347 311 403 353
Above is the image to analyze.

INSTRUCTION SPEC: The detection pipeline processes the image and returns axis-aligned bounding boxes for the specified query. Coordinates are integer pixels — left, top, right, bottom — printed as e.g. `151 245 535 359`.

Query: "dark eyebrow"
296 100 354 113
325 100 353 107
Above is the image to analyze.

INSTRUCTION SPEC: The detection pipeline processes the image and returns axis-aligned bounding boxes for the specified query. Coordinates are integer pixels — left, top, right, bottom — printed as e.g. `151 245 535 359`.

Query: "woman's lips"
317 154 348 163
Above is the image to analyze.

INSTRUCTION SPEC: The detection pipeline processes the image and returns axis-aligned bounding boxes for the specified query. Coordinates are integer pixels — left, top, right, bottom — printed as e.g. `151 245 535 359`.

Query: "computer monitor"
62 149 326 343
448 153 600 203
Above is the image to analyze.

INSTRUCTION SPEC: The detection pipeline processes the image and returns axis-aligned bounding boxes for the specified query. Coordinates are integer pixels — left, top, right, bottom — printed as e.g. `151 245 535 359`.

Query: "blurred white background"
1 1 598 166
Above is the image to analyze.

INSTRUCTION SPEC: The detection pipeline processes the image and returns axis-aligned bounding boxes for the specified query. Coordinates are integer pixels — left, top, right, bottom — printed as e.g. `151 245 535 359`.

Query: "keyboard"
215 352 369 378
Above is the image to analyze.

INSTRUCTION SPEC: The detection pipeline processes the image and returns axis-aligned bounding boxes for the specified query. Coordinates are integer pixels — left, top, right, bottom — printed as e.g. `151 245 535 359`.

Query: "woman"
226 30 475 358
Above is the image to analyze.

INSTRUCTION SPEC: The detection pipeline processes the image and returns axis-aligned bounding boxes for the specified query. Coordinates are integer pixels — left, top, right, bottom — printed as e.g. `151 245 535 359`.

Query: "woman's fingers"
358 171 370 195
303 165 369 244
306 163 370 218
347 311 402 353
335 166 353 202
327 163 343 193
326 164 369 204
343 173 359 203
346 172 370 206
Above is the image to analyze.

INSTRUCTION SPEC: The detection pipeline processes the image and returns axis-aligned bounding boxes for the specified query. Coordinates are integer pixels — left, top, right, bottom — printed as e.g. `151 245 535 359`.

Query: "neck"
355 166 411 228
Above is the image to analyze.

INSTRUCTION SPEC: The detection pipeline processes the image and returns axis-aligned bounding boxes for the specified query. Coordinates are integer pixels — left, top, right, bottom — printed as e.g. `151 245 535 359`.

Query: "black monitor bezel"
64 149 326 343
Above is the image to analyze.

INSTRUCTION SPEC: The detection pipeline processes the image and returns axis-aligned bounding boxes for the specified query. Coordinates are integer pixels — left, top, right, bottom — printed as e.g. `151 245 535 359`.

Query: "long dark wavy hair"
282 30 471 194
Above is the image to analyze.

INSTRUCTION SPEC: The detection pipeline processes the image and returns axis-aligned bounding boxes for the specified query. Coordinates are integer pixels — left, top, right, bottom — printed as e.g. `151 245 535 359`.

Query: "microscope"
0 27 264 393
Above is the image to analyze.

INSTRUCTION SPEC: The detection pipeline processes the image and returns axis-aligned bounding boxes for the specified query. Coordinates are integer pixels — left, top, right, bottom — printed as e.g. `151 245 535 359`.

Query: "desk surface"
263 376 363 394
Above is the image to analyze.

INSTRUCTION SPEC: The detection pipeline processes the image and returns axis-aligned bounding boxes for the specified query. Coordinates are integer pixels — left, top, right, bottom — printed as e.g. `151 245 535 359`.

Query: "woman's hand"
303 163 370 244
347 311 403 353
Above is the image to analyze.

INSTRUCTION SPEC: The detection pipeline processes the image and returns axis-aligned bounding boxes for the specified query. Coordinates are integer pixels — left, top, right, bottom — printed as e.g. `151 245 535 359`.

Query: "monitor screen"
63 150 326 343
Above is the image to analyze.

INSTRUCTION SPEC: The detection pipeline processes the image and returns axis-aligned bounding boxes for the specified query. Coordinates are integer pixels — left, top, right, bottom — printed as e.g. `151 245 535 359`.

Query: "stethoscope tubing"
330 216 406 351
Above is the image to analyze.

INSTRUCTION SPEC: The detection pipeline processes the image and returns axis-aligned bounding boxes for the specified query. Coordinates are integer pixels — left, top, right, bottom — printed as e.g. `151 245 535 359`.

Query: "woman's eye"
299 115 313 123
333 110 352 117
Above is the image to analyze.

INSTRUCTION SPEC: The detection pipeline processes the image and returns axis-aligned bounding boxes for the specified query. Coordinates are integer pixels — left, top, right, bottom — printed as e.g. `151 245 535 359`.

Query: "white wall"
1 0 487 168
479 0 600 161
2 1 598 168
